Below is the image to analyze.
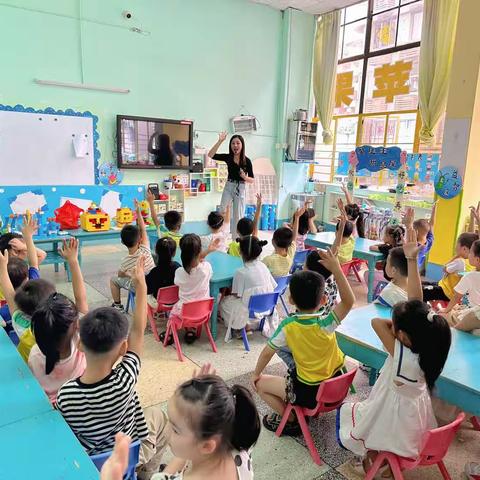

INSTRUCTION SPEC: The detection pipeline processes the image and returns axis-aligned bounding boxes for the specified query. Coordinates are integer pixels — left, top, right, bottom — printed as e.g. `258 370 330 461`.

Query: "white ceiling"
249 0 361 15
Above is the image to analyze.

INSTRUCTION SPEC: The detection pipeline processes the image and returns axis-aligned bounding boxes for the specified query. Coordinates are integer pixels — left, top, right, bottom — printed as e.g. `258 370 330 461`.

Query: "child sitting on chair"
263 207 303 277
228 193 262 257
253 247 355 435
201 205 230 253
111 202 155 311
374 247 408 307
147 189 183 246
413 202 437 272
284 201 317 251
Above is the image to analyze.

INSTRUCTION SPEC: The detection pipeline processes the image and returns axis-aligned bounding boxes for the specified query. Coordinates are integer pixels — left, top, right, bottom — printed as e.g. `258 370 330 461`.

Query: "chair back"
274 275 291 295
340 261 354 276
157 285 180 308
181 298 214 327
90 439 141 479
417 412 465 465
290 249 309 273
248 292 279 318
313 368 357 414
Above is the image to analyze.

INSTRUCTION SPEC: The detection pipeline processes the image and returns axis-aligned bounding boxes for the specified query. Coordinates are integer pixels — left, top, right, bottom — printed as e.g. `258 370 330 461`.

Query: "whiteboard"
0 110 95 186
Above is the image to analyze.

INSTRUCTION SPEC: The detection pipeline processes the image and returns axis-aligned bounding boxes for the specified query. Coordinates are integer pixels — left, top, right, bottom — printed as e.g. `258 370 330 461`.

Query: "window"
312 0 430 183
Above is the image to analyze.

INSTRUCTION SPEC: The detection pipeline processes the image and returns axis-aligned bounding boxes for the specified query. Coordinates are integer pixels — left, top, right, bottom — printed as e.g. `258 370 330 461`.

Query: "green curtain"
312 10 341 145
418 0 460 144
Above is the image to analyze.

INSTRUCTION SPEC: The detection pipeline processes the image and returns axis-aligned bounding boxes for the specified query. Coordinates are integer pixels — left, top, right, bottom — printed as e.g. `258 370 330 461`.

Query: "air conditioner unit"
231 115 257 133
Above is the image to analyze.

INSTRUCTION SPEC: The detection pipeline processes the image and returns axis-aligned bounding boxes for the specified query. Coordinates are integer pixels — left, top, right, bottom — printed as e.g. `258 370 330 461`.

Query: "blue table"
33 233 72 281
336 304 480 416
148 221 211 249
305 232 385 302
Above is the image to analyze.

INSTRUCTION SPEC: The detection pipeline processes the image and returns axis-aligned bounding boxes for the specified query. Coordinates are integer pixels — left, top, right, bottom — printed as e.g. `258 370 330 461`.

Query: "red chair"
365 412 465 480
275 367 357 465
147 285 179 342
341 258 367 283
164 297 216 362
429 300 449 311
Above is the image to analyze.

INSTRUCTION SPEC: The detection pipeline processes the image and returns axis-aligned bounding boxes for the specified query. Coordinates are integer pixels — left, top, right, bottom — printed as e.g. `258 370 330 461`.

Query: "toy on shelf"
136 200 152 225
54 200 84 230
80 203 111 232
115 207 134 228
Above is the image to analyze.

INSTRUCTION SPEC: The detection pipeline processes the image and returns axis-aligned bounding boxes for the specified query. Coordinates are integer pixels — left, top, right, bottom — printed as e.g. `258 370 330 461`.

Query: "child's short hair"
79 307 129 354
458 232 479 250
388 247 408 276
155 237 177 265
120 225 140 248
239 236 268 262
272 227 293 249
305 250 332 279
179 233 202 274
471 239 480 258
8 257 29 289
14 279 56 316
336 220 354 238
237 218 254 236
289 270 325 311
164 210 182 231
413 219 431 235
32 293 78 375
0 233 22 253
208 211 224 230
384 225 405 247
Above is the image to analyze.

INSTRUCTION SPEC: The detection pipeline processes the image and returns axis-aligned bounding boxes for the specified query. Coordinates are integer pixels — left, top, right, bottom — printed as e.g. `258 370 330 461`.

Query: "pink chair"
147 285 179 342
365 412 465 480
275 367 357 465
341 258 367 283
164 297 216 362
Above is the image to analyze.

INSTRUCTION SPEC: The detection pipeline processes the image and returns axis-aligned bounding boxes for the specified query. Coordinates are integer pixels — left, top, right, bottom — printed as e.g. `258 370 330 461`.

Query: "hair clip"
426 310 436 323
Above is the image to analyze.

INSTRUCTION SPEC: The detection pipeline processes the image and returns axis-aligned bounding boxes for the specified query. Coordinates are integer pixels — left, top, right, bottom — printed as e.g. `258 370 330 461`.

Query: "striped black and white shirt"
56 351 148 455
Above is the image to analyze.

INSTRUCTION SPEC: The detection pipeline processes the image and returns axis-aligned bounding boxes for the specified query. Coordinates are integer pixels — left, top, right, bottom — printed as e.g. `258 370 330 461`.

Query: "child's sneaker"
111 302 125 312
465 462 480 479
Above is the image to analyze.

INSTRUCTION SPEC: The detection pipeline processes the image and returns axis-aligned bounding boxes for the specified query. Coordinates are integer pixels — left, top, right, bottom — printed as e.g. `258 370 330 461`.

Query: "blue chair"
241 292 280 352
290 249 309 273
373 281 388 301
90 440 141 479
274 275 291 316
126 290 136 313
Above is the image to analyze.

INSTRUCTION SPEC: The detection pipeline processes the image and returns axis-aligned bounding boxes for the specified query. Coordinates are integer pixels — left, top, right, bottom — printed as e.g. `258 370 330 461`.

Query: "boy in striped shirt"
110 201 155 311
57 257 168 480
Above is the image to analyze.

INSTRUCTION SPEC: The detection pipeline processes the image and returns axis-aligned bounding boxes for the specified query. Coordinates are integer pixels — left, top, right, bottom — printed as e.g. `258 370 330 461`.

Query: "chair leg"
352 264 363 283
196 326 202 338
204 323 218 353
280 295 289 316
163 322 172 348
437 461 451 480
341 366 356 394
365 453 387 480
259 316 265 333
296 409 322 465
471 416 480 431
275 404 293 437
147 307 160 343
240 328 250 352
170 325 184 362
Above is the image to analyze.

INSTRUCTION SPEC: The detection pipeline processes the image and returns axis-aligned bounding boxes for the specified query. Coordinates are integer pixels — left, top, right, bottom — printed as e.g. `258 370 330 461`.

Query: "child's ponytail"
345 203 365 238
239 236 268 262
230 384 261 451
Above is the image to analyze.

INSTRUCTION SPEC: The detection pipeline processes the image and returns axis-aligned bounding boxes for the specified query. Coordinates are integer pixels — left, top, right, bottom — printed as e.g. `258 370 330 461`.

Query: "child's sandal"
159 331 173 345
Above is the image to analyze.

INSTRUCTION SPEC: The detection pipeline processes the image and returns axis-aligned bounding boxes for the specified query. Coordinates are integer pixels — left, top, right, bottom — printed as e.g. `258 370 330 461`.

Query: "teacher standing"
209 132 254 235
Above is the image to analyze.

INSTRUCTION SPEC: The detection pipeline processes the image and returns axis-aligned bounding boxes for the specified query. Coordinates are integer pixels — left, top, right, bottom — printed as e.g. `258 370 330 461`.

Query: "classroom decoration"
98 162 124 186
434 166 463 199
115 207 134 228
80 203 111 232
54 200 84 230
0 104 100 186
137 200 152 225
9 191 47 215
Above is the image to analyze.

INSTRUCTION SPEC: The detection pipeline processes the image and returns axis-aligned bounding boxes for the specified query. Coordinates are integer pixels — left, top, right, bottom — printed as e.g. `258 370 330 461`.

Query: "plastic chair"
240 292 280 352
147 285 179 342
341 258 367 283
164 297 216 362
275 367 357 465
365 412 465 480
430 300 449 311
274 275 291 316
290 249 309 273
125 290 136 313
90 439 141 479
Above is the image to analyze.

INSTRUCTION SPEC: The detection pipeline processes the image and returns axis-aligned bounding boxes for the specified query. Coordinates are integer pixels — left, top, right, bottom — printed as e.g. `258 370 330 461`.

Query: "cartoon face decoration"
116 208 134 226
80 209 111 232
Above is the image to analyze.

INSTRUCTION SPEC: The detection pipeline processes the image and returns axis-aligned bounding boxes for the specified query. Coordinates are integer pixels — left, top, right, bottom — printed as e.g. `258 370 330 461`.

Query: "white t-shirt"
454 271 480 306
201 227 230 253
375 281 408 307
174 261 213 306
445 258 466 274
232 259 277 306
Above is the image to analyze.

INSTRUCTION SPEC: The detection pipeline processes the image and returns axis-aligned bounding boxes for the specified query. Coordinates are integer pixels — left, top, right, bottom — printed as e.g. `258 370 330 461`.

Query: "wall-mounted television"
117 115 193 170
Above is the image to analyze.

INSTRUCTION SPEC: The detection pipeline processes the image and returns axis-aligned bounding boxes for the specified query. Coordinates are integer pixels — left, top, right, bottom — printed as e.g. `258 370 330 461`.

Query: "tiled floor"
39 238 478 480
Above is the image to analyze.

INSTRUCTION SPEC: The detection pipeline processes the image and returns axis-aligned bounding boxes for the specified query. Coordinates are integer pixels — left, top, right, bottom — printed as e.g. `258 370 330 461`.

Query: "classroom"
0 0 479 478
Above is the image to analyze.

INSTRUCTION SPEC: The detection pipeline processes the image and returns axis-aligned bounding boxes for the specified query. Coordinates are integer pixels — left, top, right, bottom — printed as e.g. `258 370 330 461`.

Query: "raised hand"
146 189 155 203
59 238 79 263
294 205 306 219
193 363 216 378
218 131 228 142
21 215 38 238
403 225 421 259
100 433 132 480
337 198 348 223
256 193 262 208
404 206 415 229
208 237 221 252
318 247 341 273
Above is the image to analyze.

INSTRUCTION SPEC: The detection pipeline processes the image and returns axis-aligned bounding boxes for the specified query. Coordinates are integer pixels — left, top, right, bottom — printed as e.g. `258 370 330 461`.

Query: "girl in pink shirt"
29 293 86 404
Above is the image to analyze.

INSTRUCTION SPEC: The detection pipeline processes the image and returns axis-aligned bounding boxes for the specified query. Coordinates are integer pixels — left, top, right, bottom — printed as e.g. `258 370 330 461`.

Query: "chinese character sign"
335 71 354 108
373 60 412 103
355 146 402 172
434 166 463 199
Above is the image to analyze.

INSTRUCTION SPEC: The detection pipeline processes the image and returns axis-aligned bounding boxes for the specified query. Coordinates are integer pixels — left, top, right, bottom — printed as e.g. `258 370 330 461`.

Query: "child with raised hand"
29 238 88 403
340 183 366 238
228 193 262 257
201 204 231 253
220 236 277 341
413 201 437 271
111 200 155 311
101 364 261 480
253 247 355 435
374 247 408 307
168 234 219 345
263 206 303 277
284 201 317 250
57 256 169 480
337 225 451 478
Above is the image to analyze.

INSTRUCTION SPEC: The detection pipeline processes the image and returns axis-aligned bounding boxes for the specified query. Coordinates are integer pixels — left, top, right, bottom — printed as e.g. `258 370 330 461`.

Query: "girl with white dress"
220 236 278 341
337 220 452 478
